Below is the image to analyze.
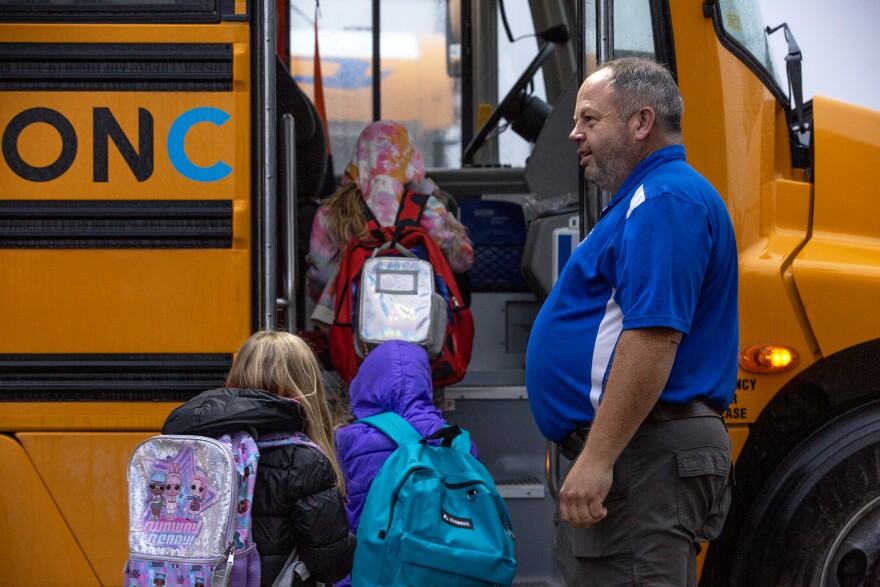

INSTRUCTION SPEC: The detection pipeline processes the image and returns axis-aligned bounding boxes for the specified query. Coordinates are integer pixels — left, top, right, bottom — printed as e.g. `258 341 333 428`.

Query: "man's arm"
559 326 682 528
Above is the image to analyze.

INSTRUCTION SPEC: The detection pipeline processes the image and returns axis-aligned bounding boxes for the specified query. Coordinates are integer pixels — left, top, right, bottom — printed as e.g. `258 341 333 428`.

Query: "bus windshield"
716 0 786 99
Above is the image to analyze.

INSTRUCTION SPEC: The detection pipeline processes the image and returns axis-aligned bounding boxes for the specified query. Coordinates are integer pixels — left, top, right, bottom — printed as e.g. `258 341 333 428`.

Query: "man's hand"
558 455 613 527
557 327 682 529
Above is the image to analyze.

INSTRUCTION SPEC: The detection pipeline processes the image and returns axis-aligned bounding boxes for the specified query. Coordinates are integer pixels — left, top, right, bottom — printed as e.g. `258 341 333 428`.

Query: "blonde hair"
324 183 469 248
325 183 370 244
225 330 345 495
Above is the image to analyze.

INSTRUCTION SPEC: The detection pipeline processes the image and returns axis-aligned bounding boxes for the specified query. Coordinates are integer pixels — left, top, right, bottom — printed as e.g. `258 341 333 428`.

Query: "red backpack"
327 190 474 388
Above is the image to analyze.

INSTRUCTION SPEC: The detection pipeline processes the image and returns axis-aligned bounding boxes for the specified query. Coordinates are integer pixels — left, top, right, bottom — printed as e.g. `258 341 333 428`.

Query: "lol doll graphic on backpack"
122 431 261 587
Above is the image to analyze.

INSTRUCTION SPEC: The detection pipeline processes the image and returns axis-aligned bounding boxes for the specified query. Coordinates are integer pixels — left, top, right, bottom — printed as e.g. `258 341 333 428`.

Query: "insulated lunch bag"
355 241 447 360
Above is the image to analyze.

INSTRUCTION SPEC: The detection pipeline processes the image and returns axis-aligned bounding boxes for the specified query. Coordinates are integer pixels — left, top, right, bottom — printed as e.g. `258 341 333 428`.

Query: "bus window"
289 0 554 173
289 0 457 173
612 0 655 59
717 0 785 98
495 0 548 168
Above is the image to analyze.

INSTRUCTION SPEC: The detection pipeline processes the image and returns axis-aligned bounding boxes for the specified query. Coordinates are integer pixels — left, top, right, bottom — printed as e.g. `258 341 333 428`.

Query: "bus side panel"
670 4 816 422
793 96 880 357
734 179 816 419
17 432 155 586
0 23 253 355
0 434 102 585
0 249 250 353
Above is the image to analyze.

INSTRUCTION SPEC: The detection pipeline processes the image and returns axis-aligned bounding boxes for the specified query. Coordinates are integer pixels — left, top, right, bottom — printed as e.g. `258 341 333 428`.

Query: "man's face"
569 70 637 193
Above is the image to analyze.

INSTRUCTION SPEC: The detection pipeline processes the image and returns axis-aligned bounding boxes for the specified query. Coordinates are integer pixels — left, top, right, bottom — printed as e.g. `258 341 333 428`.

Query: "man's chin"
584 172 608 191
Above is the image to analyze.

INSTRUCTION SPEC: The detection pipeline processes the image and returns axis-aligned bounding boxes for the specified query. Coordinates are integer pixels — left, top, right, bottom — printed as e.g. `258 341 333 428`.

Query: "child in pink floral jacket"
306 120 474 328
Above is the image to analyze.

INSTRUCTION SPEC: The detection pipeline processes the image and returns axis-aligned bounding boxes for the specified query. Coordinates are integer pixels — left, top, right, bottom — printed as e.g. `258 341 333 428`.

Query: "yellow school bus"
0 1 268 584
2 0 879 585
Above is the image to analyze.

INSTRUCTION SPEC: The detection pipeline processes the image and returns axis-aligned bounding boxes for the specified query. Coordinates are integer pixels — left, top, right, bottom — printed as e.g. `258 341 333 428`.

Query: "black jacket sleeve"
253 444 354 586
288 449 356 583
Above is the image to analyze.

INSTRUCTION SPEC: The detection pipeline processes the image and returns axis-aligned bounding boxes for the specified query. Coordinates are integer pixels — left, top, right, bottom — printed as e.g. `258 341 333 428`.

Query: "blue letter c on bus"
167 107 233 182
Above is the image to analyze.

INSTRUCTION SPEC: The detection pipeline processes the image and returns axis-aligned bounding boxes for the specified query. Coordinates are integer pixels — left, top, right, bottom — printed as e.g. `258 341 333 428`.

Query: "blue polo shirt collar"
601 144 687 218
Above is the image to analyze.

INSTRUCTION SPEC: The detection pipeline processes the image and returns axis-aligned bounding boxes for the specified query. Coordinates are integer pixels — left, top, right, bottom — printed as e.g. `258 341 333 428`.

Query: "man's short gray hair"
598 57 683 135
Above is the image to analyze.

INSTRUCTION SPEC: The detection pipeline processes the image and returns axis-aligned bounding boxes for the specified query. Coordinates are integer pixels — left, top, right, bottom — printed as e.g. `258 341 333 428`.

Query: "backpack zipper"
379 466 428 538
127 543 256 567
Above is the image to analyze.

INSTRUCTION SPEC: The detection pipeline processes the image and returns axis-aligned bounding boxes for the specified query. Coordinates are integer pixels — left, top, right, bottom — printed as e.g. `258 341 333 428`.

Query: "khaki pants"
555 416 732 586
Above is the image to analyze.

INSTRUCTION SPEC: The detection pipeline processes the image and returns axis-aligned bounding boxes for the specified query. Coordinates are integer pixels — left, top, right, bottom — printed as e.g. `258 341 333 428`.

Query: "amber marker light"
740 344 800 373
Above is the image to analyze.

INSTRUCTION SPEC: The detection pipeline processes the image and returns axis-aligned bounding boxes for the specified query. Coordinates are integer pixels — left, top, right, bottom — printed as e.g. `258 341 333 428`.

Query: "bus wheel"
730 400 880 587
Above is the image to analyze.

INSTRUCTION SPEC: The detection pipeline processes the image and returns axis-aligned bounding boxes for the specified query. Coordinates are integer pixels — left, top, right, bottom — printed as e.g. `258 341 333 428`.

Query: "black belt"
557 400 723 461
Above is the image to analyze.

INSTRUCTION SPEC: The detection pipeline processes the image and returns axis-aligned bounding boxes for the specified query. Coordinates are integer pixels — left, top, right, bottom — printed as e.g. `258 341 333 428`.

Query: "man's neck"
637 132 681 164
609 135 682 194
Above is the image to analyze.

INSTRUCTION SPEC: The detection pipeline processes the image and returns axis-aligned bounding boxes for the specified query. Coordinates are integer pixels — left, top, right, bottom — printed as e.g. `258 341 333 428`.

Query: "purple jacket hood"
348 339 439 420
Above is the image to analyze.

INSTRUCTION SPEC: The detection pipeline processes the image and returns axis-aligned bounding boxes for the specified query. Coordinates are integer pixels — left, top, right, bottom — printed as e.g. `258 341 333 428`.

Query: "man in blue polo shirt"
526 57 738 585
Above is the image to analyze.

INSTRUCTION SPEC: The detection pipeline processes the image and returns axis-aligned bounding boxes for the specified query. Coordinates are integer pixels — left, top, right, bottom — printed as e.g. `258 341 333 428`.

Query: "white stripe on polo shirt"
590 184 646 411
590 291 624 411
626 184 646 219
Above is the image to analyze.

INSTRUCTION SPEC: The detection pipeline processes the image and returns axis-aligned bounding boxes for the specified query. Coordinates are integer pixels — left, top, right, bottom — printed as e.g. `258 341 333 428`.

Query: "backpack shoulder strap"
356 412 422 447
256 431 326 456
420 424 474 454
391 190 430 246
360 190 430 246
361 198 387 243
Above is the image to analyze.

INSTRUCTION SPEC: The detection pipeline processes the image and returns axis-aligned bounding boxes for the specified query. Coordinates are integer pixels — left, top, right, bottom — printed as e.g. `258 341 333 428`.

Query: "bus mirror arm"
766 23 807 133
462 36 563 165
538 24 569 44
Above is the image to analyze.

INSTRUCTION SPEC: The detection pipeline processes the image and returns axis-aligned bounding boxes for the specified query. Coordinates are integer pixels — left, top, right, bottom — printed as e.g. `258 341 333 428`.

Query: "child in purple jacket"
333 339 479 587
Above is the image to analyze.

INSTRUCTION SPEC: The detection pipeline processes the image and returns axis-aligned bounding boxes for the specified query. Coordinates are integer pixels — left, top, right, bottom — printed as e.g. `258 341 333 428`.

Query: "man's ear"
631 107 656 141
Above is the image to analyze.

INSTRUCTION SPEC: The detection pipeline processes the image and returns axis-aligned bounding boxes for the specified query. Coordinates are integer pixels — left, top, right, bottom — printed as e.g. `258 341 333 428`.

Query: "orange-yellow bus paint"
0 22 249 44
670 2 817 425
0 21 253 584
732 178 817 421
19 432 155 586
0 22 253 355
0 249 251 353
0 435 102 585
793 96 880 357
1 93 243 200
0 402 178 432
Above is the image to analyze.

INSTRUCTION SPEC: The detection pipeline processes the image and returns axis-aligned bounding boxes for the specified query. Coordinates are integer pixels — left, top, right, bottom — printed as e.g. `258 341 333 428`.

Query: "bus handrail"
259 0 277 330
277 113 298 332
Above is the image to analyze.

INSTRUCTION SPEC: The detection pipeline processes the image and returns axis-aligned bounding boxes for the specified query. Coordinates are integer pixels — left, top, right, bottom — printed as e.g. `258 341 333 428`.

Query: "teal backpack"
351 412 517 587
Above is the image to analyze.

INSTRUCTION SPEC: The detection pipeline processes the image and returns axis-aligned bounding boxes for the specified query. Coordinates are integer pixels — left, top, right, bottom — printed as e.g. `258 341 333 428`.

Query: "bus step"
496 477 545 499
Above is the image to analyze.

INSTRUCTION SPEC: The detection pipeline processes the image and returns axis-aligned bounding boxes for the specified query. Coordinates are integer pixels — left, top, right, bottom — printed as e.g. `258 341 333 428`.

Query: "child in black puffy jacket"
163 330 355 586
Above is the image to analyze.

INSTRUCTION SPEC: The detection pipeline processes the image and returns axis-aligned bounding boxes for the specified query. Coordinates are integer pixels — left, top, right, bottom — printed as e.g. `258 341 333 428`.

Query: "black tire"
730 400 880 586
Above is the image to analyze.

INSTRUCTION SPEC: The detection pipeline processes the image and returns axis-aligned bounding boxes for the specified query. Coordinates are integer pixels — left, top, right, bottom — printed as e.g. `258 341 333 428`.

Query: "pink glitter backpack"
123 430 322 587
